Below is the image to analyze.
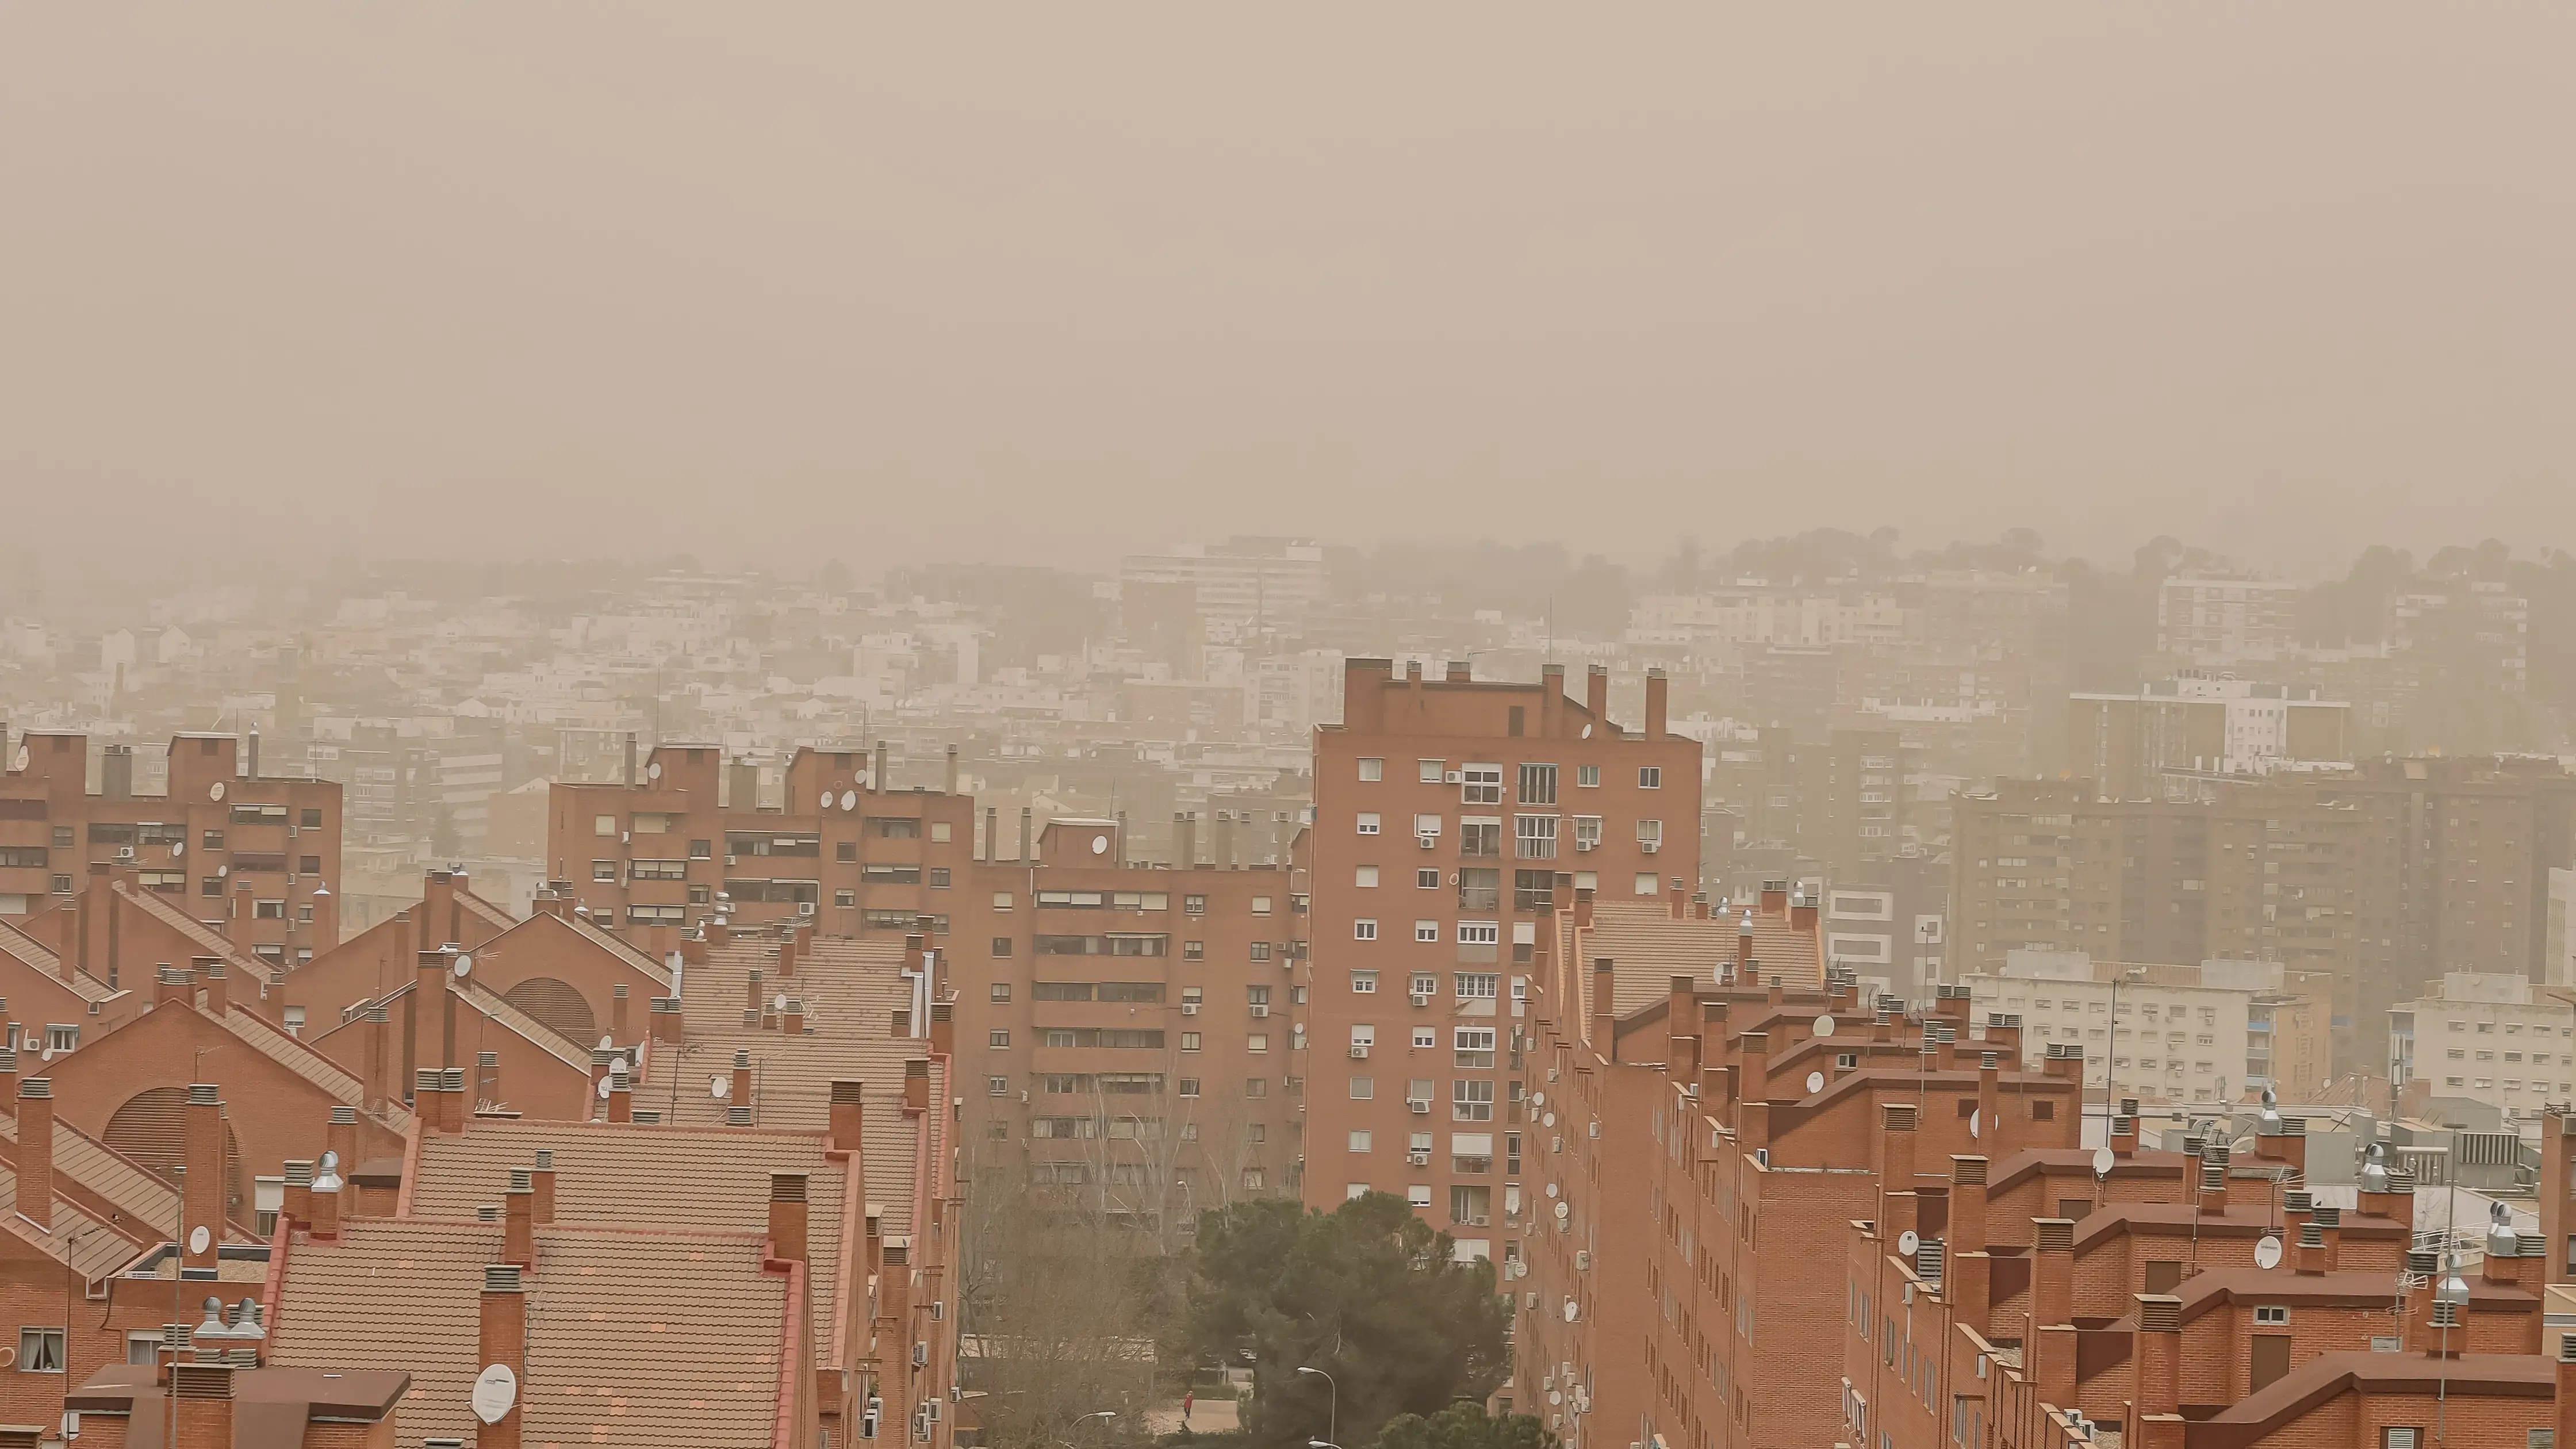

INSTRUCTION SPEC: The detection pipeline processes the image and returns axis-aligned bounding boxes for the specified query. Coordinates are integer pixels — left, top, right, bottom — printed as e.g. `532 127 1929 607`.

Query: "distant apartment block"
2068 673 2351 799
2156 573 2301 661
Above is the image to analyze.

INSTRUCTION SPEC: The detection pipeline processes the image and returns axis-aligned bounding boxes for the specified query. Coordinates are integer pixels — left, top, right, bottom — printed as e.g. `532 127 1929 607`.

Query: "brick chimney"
530 1149 555 1225
2557 1332 2576 1449
1643 668 1667 738
1735 914 1755 974
504 1168 535 1268
903 1058 929 1112
14 1078 51 1228
156 963 192 1009
830 1080 865 1156
1665 976 1699 1080
480 1264 526 1449
929 1002 953 1056
170 1360 236 1449
414 950 453 1085
1977 1051 2000 1141
769 1173 809 1264
649 996 683 1044
783 998 805 1037
1584 664 1609 721
1667 877 1685 922
743 968 765 1023
1876 1103 1916 1246
732 1050 754 1118
606 1068 632 1124
1573 885 1593 930
0 1046 17 1117
414 1068 442 1128
1696 1002 1731 1114
1949 1155 1991 1334
183 1084 223 1268
611 983 630 1040
442 1065 467 1134
278 1159 310 1230
1789 888 1818 935
776 932 798 980
2313 1205 2343 1271
309 1170 343 1241
2030 1217 2078 1413
201 963 228 1017
2110 1111 2137 1158
1589 958 1616 1052
2130 1294 2184 1449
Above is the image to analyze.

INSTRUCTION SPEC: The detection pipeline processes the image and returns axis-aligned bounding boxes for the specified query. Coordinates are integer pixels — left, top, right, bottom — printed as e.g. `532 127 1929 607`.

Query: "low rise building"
1968 950 2333 1107
2390 972 2576 1124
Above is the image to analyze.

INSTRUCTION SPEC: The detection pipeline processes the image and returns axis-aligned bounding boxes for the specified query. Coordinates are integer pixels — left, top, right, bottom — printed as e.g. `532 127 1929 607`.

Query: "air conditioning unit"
1408 1149 1429 1166
1250 1003 1270 1018
911 1342 929 1367
1471 1215 1489 1227
1524 1292 1538 1310
1410 991 1433 1007
800 902 817 916
1445 771 1462 784
1408 1099 1431 1114
929 1301 944 1321
1348 1044 1370 1060
862 1398 883 1440
1574 841 1595 853
725 854 739 866
926 1402 941 1423
1418 835 1437 850
1639 842 1659 854
115 846 135 861
1574 1250 1590 1271
1182 1002 1199 1015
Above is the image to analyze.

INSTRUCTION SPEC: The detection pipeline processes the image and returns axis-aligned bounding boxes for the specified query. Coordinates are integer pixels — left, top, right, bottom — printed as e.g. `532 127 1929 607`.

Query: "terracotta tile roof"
268 1218 503 1449
0 1183 147 1277
459 889 518 934
0 919 120 1003
522 1229 787 1449
408 1118 844 1362
661 936 928 1235
112 881 266 973
0 1107 182 1231
271 1218 788 1449
564 912 674 989
457 980 592 1070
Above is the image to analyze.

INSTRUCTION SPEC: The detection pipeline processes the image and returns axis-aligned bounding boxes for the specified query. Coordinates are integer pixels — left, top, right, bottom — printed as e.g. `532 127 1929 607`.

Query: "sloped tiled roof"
0 1107 182 1231
522 1229 787 1449
112 880 265 972
0 1177 147 1278
0 919 119 1003
409 1118 844 1363
1562 899 1824 1022
662 936 928 1235
221 1005 419 1136
267 1217 505 1449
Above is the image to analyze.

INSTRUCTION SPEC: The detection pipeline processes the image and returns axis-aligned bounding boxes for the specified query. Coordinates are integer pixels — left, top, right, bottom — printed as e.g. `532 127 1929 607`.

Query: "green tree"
1373 1404 1554 1449
1175 1193 1510 1449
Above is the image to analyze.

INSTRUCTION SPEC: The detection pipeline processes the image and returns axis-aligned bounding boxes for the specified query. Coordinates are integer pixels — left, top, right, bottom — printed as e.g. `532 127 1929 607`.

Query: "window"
1357 813 1381 836
300 807 323 828
689 838 713 860
45 1025 76 1053
1455 973 1498 999
1638 766 1663 789
835 841 858 862
1249 941 1272 962
1182 1033 1202 1052
1570 815 1603 852
2253 1305 2288 1325
1416 919 1440 943
1251 896 1272 915
1416 868 1440 890
595 815 618 837
1452 1079 1494 1121
1413 1026 1438 1048
1457 922 1498 947
1359 757 1385 781
1576 764 1600 789
929 867 949 889
1184 894 1206 915
1635 873 1661 896
2382 1432 2422 1449
1350 1077 1374 1099
988 1030 1010 1048
831 890 856 907
1178 1078 1201 1098
1248 1034 1269 1054
1461 765 1502 806
592 860 617 881
1355 919 1378 941
1183 940 1204 960
1351 971 1378 994
1356 865 1379 888
990 983 1012 1002
200 829 223 851
1514 869 1555 911
1350 1130 1374 1152
1244 1079 1267 1098
1454 1027 1497 1067
298 854 321 875
17 1328 64 1373
1515 815 1558 859
986 1076 1009 1095
1636 819 1664 851
1419 759 1444 783
1518 764 1558 806
282 1005 305 1036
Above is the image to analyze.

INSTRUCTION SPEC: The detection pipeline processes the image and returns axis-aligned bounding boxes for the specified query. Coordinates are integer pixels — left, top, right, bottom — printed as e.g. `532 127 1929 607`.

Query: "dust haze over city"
4 7 2576 1449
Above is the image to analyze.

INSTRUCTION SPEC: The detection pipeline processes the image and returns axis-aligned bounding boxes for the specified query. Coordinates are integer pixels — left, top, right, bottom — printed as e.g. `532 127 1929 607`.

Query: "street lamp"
1297 1366 1336 1448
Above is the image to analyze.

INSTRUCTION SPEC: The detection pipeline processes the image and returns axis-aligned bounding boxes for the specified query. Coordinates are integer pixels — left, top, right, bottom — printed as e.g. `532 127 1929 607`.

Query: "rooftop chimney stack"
479 1265 527 1449
183 1084 223 1269
13 1078 51 1229
769 1173 810 1264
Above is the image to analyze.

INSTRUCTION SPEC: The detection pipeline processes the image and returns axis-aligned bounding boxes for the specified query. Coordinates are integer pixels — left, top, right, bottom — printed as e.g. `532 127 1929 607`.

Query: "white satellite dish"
471 1363 519 1424
1531 1092 1545 1107
597 1034 614 1051
40 1046 54 1063
2091 1145 2115 1178
1812 1015 1836 1039
452 954 472 979
711 1076 731 1099
216 865 228 879
840 790 857 811
1542 1111 1556 1128
187 1226 210 1255
1561 1298 1578 1322
1968 1112 1981 1140
208 781 225 802
1553 1201 1570 1220
1580 724 1592 739
1544 1182 1559 1198
647 762 662 781
2253 1236 2283 1271
773 994 788 1013
1897 1229 1920 1256
1805 1071 1826 1094
1090 834 1109 856
11 746 26 771
171 842 183 858
597 1077 613 1100
819 792 834 810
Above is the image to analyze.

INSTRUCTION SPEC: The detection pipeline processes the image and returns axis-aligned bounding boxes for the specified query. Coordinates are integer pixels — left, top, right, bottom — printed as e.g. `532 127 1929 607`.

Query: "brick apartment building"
1302 659 1701 1249
2 731 344 966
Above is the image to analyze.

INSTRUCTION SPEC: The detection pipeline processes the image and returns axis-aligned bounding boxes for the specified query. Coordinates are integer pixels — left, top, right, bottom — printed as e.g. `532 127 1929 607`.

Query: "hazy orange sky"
3 5 2569 581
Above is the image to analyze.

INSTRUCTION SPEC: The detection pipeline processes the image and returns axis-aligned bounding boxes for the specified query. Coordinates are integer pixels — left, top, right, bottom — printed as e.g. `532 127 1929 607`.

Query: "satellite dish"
598 1034 614 1051
1544 1183 1559 1199
1897 1229 1920 1256
216 865 228 879
208 781 225 802
452 954 472 979
840 790 857 811
471 1363 519 1425
1968 1112 1981 1140
1561 1298 1578 1322
40 1046 54 1063
1090 834 1110 856
171 842 183 858
10 746 26 770
1802 1070 1825 1093
597 1077 613 1100
1812 1015 1836 1039
819 792 835 810
773 994 788 1013
1531 1092 1544 1107
1553 1201 1570 1220
1542 1111 1556 1128
647 762 662 781
711 1076 731 1099
1580 724 1592 739
187 1226 210 1255
2092 1145 2115 1177
2253 1236 2283 1271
